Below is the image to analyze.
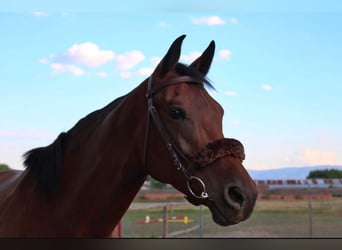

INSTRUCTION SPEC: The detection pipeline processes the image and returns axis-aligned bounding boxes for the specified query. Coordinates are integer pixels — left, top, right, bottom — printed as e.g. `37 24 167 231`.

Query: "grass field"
120 198 342 238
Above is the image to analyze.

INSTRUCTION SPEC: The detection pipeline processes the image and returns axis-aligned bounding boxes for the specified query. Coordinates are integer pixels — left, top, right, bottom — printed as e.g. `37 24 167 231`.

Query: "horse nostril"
225 186 246 211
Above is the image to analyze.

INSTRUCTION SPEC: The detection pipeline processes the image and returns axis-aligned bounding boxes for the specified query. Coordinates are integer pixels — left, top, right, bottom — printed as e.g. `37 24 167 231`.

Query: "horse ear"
153 34 186 78
190 40 215 76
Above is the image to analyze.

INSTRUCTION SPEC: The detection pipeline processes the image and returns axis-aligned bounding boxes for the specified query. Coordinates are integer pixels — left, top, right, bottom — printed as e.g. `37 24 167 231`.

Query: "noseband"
143 76 245 200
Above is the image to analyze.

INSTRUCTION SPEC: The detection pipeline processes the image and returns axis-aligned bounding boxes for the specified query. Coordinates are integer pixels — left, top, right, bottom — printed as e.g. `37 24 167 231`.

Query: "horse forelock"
174 63 214 90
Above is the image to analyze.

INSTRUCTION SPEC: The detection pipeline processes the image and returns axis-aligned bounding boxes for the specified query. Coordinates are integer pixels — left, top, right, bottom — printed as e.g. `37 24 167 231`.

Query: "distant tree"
0 163 11 172
307 169 342 179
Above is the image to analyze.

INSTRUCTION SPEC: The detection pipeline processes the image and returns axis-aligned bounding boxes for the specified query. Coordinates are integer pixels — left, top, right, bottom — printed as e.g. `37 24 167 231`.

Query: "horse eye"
168 107 186 120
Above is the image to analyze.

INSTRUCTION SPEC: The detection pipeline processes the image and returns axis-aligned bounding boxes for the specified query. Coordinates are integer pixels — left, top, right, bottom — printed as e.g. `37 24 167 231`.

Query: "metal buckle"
187 176 209 199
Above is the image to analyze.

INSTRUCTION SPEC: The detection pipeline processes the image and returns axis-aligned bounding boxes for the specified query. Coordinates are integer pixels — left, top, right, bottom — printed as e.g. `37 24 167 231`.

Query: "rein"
143 76 245 200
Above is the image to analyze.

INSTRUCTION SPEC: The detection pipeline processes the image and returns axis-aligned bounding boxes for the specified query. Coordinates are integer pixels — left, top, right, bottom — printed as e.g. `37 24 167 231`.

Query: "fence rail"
117 191 342 238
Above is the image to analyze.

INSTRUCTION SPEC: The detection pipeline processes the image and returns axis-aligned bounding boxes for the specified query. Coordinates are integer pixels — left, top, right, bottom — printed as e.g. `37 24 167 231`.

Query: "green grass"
119 198 342 238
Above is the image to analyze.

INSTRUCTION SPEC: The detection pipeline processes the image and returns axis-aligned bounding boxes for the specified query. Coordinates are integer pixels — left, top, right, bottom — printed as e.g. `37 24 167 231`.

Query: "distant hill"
247 165 342 180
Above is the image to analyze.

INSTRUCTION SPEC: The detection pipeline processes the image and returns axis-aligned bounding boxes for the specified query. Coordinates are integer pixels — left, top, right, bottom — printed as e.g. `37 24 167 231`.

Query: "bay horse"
0 35 257 237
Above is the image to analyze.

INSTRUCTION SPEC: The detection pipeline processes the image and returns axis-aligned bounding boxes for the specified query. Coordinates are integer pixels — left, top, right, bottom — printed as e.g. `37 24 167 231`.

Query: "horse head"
144 35 257 226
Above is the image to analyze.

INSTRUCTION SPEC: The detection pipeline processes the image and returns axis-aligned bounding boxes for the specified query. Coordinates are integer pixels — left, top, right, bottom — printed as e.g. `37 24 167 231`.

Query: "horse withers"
0 35 257 237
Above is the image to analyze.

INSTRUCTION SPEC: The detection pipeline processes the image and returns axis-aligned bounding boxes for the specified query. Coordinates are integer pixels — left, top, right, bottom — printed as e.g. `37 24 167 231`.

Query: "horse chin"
185 196 244 226
207 202 243 226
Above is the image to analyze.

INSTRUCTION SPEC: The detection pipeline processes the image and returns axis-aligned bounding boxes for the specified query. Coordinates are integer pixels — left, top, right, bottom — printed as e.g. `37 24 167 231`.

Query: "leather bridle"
143 75 211 199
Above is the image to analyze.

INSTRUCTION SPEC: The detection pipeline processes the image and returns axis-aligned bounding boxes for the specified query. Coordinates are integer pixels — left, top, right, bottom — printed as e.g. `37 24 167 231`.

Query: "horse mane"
23 95 127 196
23 62 213 197
23 132 66 196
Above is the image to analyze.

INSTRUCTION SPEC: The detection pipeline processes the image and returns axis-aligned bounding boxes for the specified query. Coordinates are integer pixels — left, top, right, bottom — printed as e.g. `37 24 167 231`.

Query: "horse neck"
62 83 149 235
27 83 148 236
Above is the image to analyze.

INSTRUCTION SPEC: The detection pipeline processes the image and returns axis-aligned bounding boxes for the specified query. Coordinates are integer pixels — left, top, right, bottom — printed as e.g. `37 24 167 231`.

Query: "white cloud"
38 58 49 64
224 91 237 96
159 22 172 28
115 50 145 71
180 51 202 63
56 42 115 67
261 84 272 91
32 11 48 17
45 42 116 76
229 120 241 126
96 72 109 78
137 67 153 76
44 43 149 77
119 71 133 79
191 16 226 26
51 63 84 76
219 49 232 61
115 55 157 78
117 67 153 79
230 17 238 24
291 149 338 166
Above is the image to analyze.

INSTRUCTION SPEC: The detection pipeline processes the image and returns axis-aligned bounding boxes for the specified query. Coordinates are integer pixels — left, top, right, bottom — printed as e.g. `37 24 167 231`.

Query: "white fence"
125 202 203 238
255 178 342 189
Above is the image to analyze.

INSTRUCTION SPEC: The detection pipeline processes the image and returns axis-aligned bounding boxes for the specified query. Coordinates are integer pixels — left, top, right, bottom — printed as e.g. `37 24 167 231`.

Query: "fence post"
162 205 168 238
308 184 313 237
117 221 122 238
111 220 122 238
199 205 204 238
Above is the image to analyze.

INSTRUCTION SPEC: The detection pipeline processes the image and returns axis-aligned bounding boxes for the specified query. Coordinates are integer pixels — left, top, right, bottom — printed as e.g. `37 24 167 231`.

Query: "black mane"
23 95 127 196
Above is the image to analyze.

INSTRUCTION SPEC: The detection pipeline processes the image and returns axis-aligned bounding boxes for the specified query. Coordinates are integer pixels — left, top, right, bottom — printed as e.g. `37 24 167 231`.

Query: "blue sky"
1 1 342 170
